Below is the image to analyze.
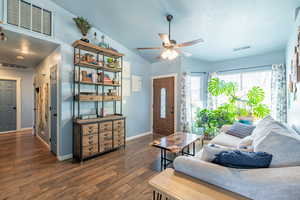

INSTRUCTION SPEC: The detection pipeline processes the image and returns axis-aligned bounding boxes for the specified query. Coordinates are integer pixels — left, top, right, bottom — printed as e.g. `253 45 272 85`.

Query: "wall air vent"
7 0 53 36
233 46 251 52
0 62 28 69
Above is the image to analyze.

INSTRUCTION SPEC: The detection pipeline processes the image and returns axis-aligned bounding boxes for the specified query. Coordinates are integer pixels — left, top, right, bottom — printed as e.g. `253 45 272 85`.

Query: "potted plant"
73 17 92 43
195 106 235 140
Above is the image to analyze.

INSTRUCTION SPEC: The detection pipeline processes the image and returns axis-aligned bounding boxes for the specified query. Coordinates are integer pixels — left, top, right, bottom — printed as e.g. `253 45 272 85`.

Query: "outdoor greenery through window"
217 70 272 107
189 68 272 134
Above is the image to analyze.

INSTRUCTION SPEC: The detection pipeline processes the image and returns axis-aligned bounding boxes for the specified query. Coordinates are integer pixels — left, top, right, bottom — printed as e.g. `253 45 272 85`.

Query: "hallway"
0 131 160 200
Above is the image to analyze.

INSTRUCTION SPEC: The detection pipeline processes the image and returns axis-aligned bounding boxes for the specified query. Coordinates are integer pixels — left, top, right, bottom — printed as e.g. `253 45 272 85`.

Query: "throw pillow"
254 131 300 167
200 144 235 162
252 120 299 147
226 122 256 138
237 136 254 152
212 150 273 169
239 119 253 125
250 115 274 141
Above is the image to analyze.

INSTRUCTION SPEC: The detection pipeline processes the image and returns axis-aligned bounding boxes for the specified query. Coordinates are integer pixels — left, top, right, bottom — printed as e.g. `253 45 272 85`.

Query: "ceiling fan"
137 15 204 60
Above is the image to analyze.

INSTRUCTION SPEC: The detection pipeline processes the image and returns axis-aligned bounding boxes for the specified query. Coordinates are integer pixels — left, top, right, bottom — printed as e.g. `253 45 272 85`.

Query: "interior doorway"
0 28 59 157
0 79 17 132
152 75 176 136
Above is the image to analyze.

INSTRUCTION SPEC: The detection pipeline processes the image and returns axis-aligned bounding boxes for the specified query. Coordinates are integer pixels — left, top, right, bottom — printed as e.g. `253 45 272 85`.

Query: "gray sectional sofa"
174 116 300 200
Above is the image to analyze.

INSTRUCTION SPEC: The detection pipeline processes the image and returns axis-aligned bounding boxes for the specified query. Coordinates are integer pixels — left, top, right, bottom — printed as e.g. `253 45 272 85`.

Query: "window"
160 88 167 119
217 69 272 107
190 74 205 133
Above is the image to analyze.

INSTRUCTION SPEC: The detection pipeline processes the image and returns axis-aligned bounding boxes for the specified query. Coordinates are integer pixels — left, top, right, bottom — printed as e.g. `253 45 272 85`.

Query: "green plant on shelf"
73 17 92 42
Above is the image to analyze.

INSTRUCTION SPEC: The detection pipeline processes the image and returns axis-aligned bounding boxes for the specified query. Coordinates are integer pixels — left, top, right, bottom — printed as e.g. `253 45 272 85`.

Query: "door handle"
12 107 16 110
53 113 57 117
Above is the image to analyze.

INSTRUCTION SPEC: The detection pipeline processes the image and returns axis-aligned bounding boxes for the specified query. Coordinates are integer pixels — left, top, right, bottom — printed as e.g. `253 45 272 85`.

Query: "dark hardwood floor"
0 130 162 200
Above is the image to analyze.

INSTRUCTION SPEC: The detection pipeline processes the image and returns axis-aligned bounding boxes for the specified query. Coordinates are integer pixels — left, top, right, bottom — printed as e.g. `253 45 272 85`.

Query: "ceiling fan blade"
177 39 204 48
181 51 192 57
137 47 162 50
159 33 170 45
175 49 192 57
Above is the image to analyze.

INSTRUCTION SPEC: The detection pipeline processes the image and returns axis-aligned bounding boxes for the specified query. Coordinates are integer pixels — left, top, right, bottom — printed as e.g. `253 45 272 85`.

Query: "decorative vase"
80 35 89 43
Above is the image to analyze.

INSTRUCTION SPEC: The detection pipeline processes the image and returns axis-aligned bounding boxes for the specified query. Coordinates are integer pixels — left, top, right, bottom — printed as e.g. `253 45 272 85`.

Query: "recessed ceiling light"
16 55 25 60
233 46 251 52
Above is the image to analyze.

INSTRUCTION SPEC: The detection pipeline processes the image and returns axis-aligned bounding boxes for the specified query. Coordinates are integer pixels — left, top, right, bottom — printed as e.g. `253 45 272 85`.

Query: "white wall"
0 67 34 129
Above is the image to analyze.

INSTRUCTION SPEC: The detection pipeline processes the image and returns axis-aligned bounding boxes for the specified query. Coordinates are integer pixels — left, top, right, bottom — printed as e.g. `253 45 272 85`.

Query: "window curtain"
271 64 287 123
180 72 192 132
207 72 218 110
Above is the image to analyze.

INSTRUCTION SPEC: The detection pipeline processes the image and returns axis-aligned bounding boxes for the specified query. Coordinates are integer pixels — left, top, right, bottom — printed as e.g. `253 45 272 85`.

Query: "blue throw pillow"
212 150 273 169
239 119 253 125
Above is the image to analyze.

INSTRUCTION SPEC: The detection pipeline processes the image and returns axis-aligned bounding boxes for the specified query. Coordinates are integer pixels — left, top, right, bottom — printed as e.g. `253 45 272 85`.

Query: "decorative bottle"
91 32 99 46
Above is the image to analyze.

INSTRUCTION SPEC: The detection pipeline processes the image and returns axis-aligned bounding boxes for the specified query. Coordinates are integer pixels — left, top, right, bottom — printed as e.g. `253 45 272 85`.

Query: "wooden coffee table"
151 132 203 170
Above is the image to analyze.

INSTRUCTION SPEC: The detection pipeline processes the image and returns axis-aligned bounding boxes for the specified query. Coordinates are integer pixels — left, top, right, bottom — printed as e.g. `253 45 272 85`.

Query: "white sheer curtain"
180 72 192 132
271 64 287 122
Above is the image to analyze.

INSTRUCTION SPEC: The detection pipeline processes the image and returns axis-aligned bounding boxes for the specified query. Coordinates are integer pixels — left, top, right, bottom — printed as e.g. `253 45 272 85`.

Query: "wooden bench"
149 169 249 200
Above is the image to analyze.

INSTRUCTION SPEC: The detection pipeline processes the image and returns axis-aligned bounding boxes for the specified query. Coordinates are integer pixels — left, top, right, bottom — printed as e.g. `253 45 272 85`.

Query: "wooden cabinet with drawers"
73 116 126 161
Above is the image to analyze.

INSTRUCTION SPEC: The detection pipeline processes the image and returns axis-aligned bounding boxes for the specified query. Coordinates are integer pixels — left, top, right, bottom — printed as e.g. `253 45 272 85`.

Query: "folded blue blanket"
212 150 273 169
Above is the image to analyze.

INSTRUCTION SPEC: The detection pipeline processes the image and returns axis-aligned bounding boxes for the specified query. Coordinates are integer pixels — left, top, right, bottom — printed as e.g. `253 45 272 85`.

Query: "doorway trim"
0 76 21 133
150 73 177 133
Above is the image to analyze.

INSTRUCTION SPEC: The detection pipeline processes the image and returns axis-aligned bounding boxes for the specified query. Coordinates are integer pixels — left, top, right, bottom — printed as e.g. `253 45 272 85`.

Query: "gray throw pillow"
226 122 256 138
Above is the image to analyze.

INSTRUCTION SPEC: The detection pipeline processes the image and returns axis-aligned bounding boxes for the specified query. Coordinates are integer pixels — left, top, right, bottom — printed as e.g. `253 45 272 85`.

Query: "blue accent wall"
0 0 151 157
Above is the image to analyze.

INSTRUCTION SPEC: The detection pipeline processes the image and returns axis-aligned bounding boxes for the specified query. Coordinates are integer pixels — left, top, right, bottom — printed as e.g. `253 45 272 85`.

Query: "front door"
50 65 58 155
0 79 17 132
153 77 175 136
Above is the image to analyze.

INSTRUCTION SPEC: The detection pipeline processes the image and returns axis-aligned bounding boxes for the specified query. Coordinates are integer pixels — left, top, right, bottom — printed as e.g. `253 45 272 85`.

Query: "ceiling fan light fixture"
161 49 178 60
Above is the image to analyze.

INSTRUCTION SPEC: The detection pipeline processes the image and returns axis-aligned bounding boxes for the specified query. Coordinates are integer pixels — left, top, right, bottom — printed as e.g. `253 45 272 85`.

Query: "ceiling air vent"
233 46 251 52
7 0 53 36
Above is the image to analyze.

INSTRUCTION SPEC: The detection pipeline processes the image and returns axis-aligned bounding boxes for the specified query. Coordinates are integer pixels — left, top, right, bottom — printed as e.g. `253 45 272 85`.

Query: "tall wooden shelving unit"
72 40 126 162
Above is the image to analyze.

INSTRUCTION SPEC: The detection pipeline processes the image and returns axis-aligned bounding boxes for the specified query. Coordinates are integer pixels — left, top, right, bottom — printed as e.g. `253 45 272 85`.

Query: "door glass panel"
160 88 167 118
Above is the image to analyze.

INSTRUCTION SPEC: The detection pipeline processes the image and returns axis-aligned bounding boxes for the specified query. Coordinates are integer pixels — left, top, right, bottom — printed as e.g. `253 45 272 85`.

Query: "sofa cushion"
200 144 235 162
252 118 296 147
250 115 274 140
237 136 254 152
254 131 300 167
210 132 242 148
212 150 273 169
226 122 256 138
174 156 300 200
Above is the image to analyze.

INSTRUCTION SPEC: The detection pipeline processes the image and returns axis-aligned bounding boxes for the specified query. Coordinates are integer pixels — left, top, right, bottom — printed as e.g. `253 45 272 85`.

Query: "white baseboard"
0 127 33 134
58 154 73 161
126 131 152 141
20 127 33 131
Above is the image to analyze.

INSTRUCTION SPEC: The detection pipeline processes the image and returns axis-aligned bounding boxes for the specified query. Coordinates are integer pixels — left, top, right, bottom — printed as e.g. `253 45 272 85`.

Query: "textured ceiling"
0 29 59 68
51 0 299 63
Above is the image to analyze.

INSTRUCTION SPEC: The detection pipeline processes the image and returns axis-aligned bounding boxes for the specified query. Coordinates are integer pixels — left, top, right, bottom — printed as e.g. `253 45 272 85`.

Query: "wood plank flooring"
0 130 163 200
